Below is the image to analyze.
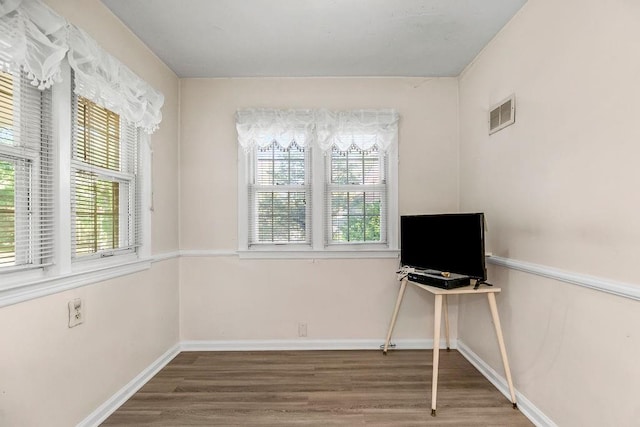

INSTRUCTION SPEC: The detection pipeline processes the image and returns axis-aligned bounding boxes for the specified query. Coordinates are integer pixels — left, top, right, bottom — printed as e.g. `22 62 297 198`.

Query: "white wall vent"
489 95 515 134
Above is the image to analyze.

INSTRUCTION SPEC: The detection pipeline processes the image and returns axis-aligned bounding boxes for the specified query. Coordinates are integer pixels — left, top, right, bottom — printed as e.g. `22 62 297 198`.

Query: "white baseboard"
457 340 557 427
180 338 454 352
77 344 180 427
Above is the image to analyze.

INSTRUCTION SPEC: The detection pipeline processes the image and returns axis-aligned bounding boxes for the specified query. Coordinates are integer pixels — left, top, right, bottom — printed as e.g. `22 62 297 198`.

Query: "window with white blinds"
237 108 398 255
326 144 387 244
0 70 54 270
71 94 140 259
249 141 311 245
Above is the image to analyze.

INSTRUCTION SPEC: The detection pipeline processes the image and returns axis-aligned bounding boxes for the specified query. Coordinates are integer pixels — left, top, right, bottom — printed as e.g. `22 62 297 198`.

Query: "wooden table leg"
383 278 408 354
431 294 443 416
487 292 518 409
443 294 450 351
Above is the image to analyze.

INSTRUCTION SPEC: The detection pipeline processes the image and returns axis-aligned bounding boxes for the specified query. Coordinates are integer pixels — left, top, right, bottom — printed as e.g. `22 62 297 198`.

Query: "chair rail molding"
487 255 640 301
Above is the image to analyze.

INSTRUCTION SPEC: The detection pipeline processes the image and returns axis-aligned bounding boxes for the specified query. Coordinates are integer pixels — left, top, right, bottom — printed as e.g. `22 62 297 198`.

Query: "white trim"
52 63 72 277
113 249 400 260
0 251 180 308
151 251 181 262
0 258 152 309
180 249 237 257
237 249 399 260
77 344 180 427
237 144 249 251
457 340 557 427
487 255 640 301
138 133 152 260
180 338 448 352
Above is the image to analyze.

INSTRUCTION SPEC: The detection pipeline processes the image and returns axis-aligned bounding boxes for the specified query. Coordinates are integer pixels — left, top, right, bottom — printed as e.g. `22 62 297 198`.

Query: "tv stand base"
382 277 518 415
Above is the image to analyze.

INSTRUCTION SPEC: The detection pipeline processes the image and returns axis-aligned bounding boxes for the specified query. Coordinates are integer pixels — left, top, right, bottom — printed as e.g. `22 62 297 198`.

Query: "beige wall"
0 1 181 426
457 0 640 425
0 260 179 427
179 77 460 341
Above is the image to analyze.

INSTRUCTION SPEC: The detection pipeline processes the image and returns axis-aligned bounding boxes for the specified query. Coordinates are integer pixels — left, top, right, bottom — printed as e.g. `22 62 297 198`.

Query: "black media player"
407 272 471 289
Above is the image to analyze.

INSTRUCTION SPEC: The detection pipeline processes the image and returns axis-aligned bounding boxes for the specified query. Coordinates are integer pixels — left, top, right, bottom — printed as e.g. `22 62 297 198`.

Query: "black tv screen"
400 213 487 280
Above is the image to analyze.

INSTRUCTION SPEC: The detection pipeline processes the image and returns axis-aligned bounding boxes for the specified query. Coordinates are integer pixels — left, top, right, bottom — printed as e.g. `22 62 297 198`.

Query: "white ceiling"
101 0 526 78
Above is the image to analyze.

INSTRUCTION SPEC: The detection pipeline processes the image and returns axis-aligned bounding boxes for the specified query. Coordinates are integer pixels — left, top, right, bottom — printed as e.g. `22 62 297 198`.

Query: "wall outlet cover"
68 298 83 328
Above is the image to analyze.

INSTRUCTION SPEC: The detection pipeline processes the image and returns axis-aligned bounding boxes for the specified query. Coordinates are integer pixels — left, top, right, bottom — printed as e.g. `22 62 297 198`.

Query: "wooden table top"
405 278 501 295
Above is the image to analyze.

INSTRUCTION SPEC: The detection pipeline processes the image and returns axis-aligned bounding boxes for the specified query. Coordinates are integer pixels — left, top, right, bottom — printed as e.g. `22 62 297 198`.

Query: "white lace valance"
315 109 399 152
0 0 164 134
236 108 399 153
67 26 164 134
236 109 316 151
0 0 67 89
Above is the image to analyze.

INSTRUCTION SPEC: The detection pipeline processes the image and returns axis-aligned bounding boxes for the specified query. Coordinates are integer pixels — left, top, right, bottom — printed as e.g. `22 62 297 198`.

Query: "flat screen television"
400 213 487 281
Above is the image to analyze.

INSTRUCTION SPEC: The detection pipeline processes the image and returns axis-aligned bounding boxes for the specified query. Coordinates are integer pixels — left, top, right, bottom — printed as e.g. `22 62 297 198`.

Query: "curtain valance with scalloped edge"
236 108 399 153
236 109 316 151
0 0 164 134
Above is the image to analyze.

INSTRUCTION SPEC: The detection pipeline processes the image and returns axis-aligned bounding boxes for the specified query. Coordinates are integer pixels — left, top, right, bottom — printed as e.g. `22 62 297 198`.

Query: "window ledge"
237 248 399 260
0 257 152 309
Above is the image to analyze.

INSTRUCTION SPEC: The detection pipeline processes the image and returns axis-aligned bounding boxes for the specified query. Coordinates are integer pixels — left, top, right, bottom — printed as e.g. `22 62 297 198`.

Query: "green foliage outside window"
0 160 15 262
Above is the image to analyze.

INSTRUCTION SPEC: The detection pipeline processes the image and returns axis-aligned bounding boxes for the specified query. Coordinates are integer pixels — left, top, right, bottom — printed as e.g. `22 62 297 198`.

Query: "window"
71 95 140 259
0 70 54 271
237 108 398 256
0 1 163 300
250 141 310 245
327 144 387 244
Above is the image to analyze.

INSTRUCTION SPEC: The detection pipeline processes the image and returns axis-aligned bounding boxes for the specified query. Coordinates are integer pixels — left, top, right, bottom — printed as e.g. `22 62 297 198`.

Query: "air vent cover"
489 95 515 134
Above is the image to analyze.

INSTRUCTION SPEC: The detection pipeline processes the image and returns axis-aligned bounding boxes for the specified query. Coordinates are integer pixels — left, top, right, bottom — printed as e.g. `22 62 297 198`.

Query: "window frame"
247 141 312 248
0 61 152 293
325 145 388 246
70 94 140 261
238 129 398 259
0 70 53 273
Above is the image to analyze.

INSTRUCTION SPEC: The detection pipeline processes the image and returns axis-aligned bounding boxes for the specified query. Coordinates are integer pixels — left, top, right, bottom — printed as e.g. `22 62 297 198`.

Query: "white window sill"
237 248 400 260
0 257 152 309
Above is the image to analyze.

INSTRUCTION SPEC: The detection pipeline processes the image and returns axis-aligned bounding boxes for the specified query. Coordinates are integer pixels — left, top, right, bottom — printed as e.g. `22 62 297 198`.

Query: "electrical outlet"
298 322 307 337
68 298 83 328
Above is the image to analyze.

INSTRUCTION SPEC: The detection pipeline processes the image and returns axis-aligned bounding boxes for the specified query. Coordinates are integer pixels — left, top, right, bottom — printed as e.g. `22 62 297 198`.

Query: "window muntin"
327 145 387 244
71 95 139 259
250 141 310 245
0 70 54 270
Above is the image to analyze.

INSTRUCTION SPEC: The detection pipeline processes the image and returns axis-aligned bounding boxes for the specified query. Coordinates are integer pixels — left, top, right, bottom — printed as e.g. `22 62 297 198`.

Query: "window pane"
76 97 121 171
331 215 348 241
255 191 306 243
74 171 120 256
363 157 380 184
0 160 15 265
330 191 382 243
0 72 14 146
347 158 364 184
0 70 54 269
331 157 348 184
72 89 139 258
331 145 381 185
255 142 305 186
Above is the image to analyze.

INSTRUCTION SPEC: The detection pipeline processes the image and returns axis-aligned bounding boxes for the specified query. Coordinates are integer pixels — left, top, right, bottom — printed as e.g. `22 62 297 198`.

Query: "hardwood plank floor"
102 350 533 426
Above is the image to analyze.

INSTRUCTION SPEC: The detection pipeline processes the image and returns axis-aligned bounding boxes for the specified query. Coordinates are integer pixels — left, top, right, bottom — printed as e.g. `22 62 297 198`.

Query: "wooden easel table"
382 277 518 416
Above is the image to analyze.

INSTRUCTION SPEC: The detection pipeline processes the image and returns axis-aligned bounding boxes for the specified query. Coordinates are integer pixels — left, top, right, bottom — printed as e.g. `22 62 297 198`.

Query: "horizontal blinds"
326 145 387 244
249 142 311 245
71 92 139 259
0 70 54 270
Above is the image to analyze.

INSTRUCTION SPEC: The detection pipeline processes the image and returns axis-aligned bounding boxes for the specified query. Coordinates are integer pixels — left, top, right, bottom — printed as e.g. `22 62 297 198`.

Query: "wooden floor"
102 350 533 426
